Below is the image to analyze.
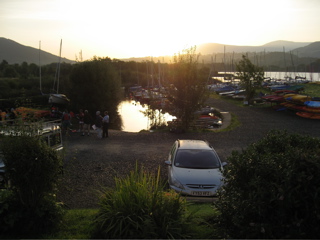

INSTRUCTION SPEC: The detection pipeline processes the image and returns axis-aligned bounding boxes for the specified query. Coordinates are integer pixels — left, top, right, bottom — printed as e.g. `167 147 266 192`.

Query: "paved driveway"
59 99 320 208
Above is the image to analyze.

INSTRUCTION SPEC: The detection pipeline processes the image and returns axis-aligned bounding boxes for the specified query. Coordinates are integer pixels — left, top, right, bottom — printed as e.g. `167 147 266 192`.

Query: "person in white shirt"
102 111 109 138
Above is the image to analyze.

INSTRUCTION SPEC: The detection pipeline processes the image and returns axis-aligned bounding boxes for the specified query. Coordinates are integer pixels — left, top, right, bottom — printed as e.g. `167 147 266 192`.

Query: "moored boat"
48 40 70 107
49 93 70 105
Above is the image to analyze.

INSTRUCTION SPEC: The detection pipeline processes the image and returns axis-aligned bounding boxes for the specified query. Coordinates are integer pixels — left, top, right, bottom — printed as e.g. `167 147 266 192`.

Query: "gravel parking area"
57 98 320 209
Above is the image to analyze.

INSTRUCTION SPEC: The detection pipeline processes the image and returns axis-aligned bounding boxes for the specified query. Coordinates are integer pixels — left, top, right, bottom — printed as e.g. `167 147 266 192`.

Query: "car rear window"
174 149 220 169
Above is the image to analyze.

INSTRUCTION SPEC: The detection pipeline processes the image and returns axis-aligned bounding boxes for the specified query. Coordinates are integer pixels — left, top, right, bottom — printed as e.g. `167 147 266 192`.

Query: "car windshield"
174 149 220 169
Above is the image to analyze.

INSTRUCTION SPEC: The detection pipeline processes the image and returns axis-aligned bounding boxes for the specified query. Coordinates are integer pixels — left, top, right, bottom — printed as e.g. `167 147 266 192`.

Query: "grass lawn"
302 81 320 96
41 202 219 239
43 209 98 239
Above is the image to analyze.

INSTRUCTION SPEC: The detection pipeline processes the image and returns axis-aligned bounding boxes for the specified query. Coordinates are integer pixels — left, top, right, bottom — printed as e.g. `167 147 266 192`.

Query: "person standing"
0 110 4 125
95 111 103 139
78 109 84 134
83 110 92 136
102 111 109 138
61 110 71 135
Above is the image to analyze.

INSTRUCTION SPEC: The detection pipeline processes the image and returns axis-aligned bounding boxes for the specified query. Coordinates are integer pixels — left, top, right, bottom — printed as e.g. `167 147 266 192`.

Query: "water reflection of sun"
118 100 175 132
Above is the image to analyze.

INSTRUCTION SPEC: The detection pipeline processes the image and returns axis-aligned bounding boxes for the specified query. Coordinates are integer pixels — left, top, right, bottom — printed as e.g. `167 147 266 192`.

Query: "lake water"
264 71 320 81
119 71 319 132
218 71 320 82
118 100 176 132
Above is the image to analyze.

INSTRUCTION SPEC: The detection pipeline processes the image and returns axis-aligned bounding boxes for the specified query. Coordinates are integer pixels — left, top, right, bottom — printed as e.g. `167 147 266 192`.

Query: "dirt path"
58 98 320 209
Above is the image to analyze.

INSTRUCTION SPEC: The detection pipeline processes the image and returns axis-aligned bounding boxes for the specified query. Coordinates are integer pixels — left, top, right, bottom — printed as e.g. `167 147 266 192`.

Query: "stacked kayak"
261 91 298 104
296 112 320 119
285 94 312 104
15 107 51 119
280 102 305 111
278 94 320 119
305 101 320 108
269 84 304 92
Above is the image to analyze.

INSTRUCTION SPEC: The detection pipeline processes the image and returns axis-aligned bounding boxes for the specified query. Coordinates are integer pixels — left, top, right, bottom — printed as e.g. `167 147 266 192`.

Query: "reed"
92 163 191 239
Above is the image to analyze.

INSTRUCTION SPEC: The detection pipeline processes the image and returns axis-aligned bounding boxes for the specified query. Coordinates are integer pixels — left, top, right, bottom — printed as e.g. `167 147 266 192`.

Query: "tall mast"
283 46 287 79
57 39 62 93
158 60 161 88
136 61 139 85
224 45 226 80
146 60 149 88
151 57 154 87
39 41 42 94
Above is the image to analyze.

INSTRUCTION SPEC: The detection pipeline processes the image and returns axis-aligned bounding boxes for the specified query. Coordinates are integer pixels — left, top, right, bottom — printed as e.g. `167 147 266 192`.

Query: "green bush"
93 164 192 239
0 134 64 237
215 130 320 239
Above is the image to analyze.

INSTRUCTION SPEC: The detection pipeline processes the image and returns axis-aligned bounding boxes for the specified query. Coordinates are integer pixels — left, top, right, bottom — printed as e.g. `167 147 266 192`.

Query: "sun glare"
2 0 319 60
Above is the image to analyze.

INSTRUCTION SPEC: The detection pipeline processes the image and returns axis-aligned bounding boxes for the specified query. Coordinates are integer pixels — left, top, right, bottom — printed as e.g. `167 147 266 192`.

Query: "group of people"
61 109 109 139
94 110 109 138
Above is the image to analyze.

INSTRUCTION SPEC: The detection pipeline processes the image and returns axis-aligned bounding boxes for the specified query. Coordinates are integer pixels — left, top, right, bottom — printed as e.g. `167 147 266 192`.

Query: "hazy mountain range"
1 37 320 65
196 40 316 56
0 37 74 65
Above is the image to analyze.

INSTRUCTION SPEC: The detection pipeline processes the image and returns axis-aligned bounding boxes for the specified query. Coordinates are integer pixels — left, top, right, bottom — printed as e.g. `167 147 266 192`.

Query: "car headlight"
170 174 184 189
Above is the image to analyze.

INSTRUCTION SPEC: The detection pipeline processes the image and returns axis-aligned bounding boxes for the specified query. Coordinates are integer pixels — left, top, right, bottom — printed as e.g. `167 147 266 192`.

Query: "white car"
165 139 226 197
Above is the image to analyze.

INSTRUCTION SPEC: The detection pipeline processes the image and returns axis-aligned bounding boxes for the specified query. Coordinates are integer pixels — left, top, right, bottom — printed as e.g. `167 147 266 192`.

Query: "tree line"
0 53 212 127
0 48 264 131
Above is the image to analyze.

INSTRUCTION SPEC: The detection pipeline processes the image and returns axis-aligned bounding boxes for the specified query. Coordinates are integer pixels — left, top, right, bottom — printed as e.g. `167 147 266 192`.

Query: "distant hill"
292 41 320 58
2 37 319 65
125 40 319 63
195 40 312 55
0 38 74 65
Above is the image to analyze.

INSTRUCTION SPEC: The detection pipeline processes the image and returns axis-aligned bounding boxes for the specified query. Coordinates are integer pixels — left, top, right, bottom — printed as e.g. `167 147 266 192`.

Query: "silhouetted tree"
68 57 122 119
168 46 208 131
3 65 18 78
20 62 29 79
236 55 264 104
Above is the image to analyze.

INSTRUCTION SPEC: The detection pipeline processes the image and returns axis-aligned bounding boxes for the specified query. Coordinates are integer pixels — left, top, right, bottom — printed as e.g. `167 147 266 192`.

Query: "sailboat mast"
158 60 161 88
283 46 287 79
57 39 62 93
151 57 154 87
223 45 226 81
39 41 42 94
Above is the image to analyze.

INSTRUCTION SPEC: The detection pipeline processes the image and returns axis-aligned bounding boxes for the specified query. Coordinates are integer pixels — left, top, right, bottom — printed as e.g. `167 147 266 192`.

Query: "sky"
1 0 320 61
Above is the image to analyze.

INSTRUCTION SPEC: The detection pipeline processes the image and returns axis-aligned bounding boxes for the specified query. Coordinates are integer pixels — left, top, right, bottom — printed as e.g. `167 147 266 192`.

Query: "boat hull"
49 94 70 105
296 112 320 119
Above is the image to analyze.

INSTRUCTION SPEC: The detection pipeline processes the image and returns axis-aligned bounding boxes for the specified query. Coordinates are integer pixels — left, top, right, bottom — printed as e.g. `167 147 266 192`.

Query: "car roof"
178 139 212 150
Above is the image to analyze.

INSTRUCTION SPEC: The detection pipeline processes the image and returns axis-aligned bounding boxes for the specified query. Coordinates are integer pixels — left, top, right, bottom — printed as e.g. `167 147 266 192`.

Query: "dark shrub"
0 134 64 237
215 130 320 239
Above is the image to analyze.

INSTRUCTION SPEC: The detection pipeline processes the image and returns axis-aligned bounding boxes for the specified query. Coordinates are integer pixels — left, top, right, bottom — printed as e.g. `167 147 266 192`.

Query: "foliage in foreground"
92 164 192 239
40 203 218 239
0 133 64 237
215 130 320 239
43 209 98 239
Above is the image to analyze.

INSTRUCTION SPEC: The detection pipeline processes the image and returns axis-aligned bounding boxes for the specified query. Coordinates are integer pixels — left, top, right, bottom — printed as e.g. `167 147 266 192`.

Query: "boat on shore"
305 101 320 108
48 39 70 107
49 93 70 105
15 107 51 119
296 112 320 119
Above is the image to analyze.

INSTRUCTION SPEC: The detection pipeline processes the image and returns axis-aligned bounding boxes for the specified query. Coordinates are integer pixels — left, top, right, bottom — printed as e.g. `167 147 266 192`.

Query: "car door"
166 141 178 182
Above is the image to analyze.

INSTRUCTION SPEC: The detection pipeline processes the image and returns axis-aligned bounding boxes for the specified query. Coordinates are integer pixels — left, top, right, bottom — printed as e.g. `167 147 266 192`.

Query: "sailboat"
48 39 70 106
